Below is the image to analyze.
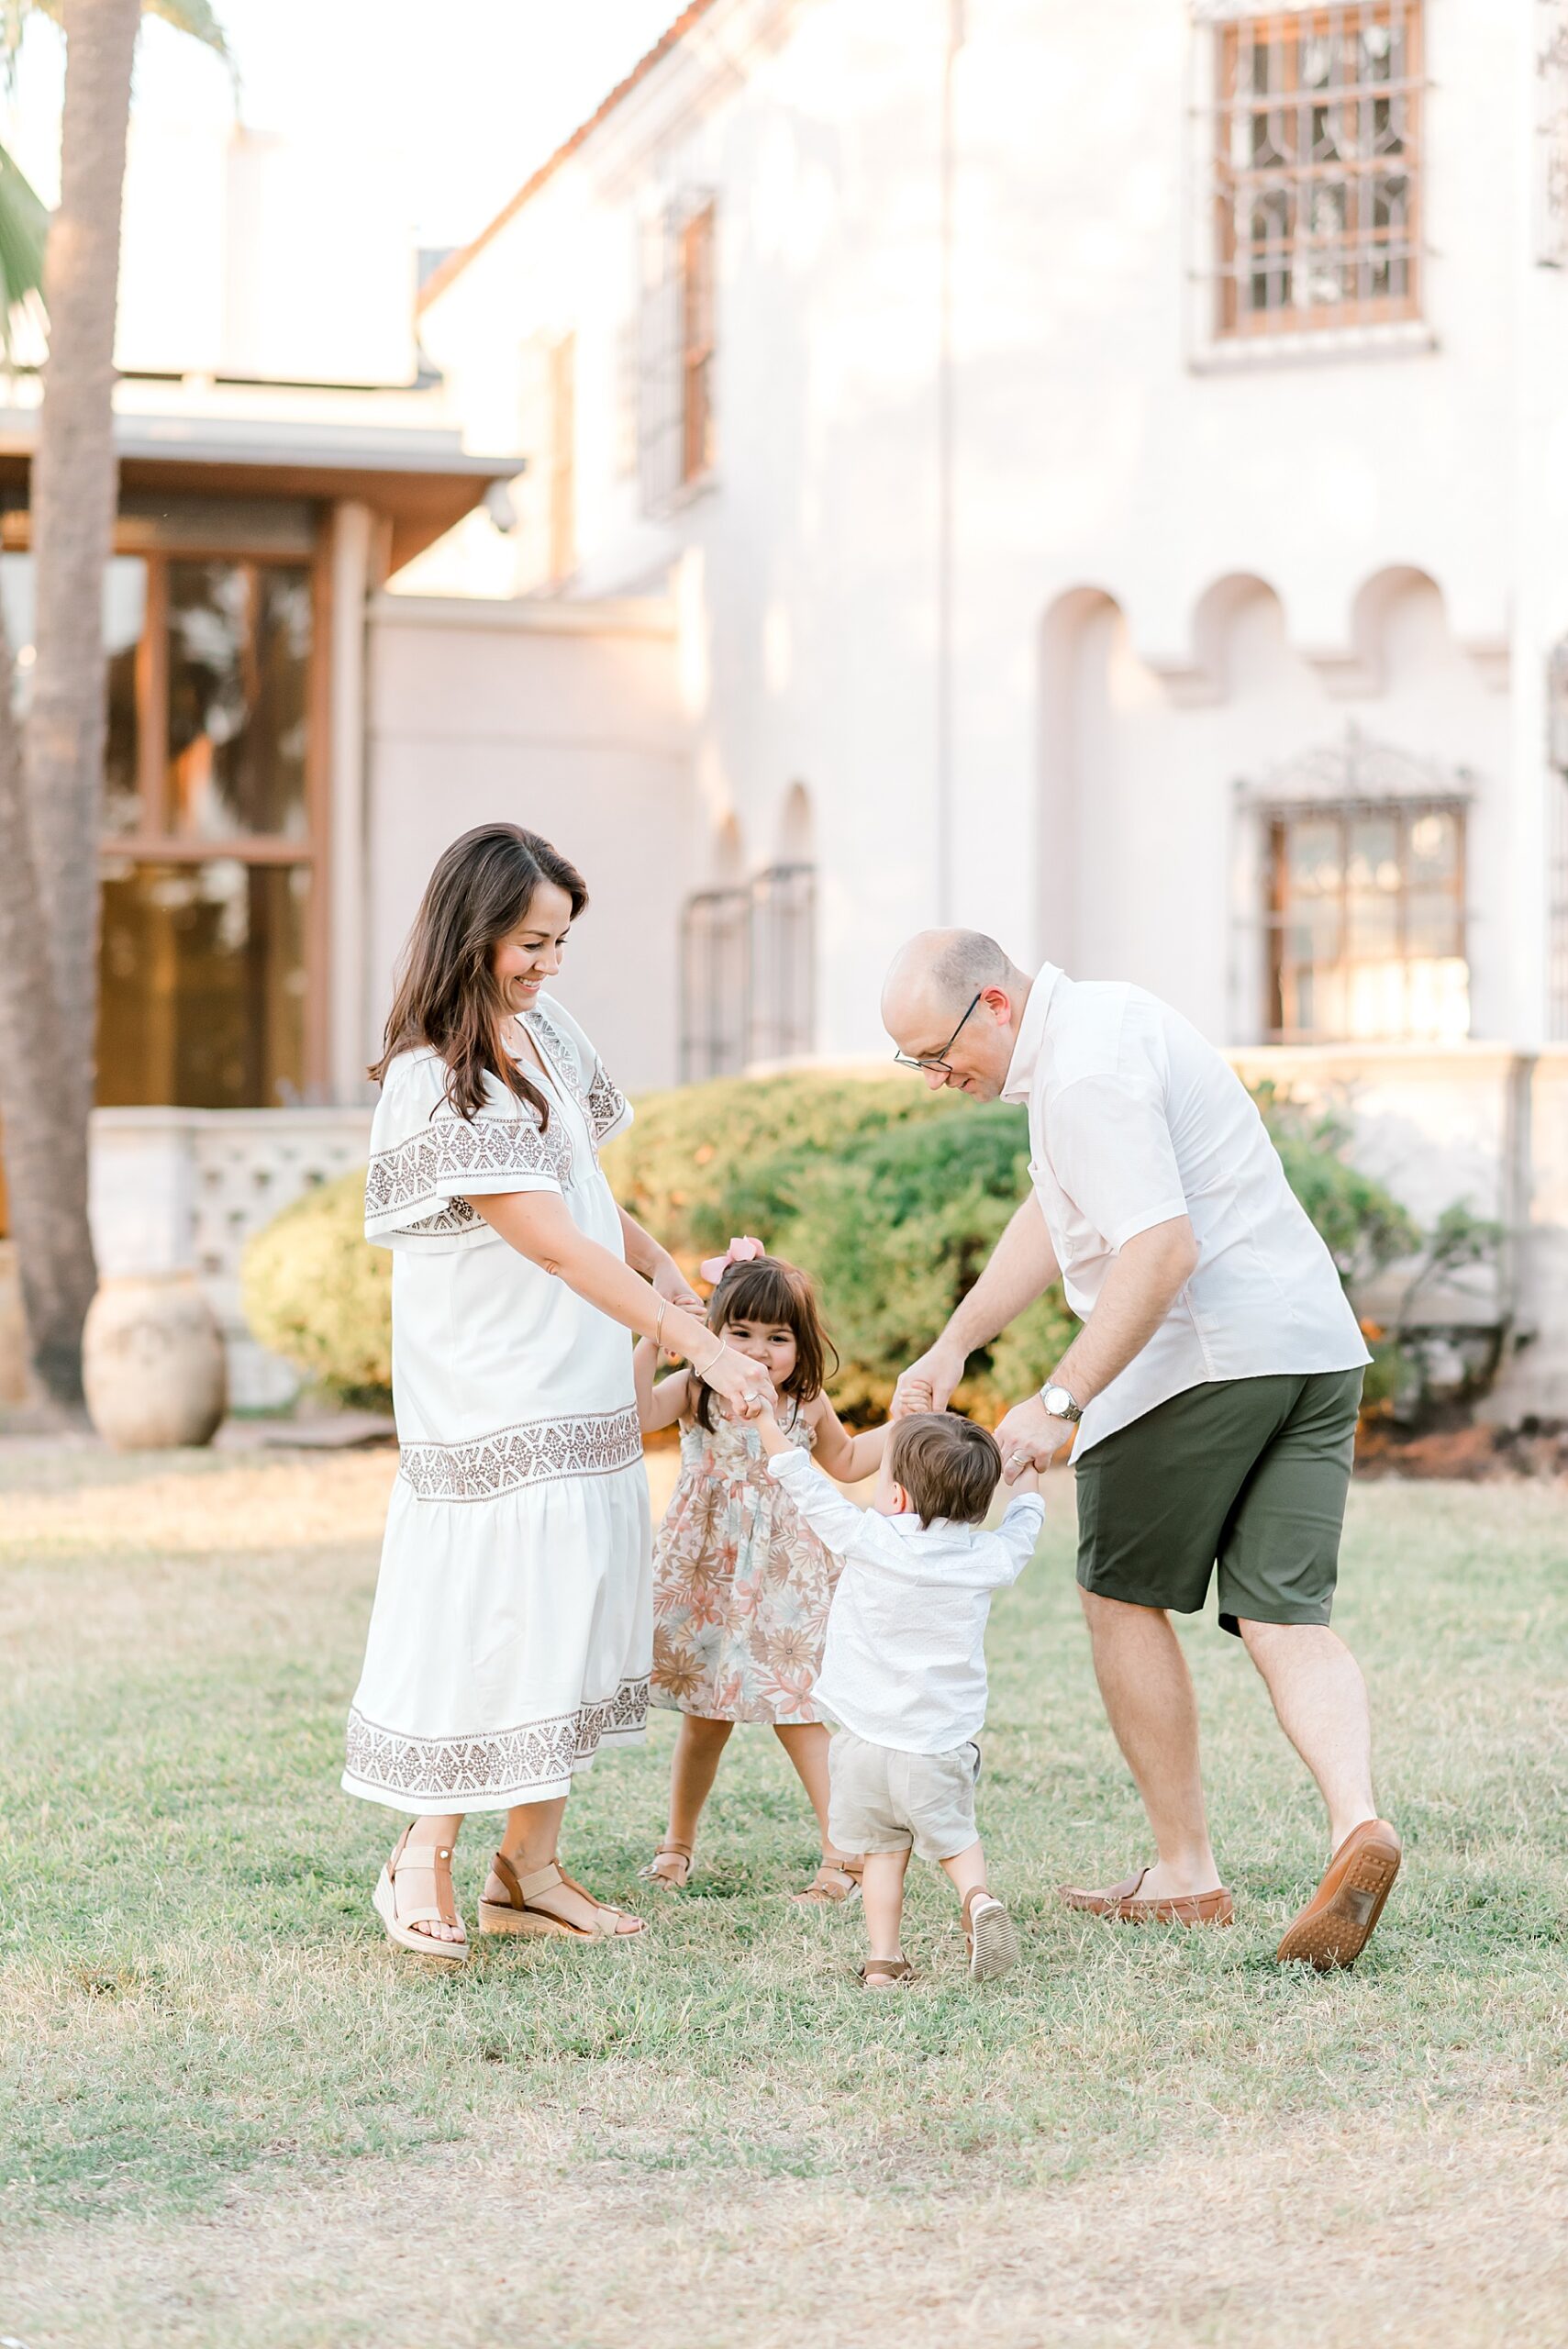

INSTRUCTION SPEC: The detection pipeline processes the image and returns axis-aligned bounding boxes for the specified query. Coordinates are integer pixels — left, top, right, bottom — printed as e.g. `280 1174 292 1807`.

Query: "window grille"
1263 797 1467 1041
678 862 817 1081
679 203 717 486
679 886 751 1083
1207 4 1424 341
637 194 717 515
750 863 817 1064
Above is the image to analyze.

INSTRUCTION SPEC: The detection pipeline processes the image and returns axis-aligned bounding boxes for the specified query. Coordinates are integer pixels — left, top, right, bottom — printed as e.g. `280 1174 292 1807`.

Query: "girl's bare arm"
634 1337 692 1435
807 1396 890 1484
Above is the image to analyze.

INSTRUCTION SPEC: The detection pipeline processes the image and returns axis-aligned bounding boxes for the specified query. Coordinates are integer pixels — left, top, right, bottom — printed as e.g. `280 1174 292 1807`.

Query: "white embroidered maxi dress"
342 993 651 1817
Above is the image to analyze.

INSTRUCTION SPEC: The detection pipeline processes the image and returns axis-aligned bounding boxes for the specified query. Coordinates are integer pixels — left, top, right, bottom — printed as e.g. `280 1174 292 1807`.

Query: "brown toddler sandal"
1275 1818 1402 1971
371 1827 469 1966
639 1841 694 1889
478 1854 646 1940
1059 1866 1234 1927
858 1955 915 1990
962 1887 1019 1980
791 1857 863 1907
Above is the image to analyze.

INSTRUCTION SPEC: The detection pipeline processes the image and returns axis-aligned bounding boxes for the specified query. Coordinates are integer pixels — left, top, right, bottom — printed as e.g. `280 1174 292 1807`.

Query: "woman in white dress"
345 824 771 1961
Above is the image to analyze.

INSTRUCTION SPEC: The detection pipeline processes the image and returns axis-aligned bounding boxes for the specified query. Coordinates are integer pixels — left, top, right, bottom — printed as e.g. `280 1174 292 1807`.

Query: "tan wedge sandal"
371 1827 469 1966
639 1840 694 1889
477 1853 647 1939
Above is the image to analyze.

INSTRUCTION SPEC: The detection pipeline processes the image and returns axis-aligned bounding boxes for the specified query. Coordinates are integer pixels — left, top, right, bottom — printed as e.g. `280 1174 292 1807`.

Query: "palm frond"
0 134 47 358
144 0 234 77
6 2 234 73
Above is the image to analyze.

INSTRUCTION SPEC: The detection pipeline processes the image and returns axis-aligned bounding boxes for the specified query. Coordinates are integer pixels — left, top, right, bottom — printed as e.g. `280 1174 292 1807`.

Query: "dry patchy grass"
0 1447 1564 2349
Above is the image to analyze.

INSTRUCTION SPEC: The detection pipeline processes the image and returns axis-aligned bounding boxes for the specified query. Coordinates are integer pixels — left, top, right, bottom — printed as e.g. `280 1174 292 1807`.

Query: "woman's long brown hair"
370 824 587 1126
692 1256 840 1433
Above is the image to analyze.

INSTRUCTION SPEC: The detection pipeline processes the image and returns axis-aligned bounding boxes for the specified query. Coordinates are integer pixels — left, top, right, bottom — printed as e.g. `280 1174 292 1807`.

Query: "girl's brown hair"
693 1255 840 1432
370 824 587 1126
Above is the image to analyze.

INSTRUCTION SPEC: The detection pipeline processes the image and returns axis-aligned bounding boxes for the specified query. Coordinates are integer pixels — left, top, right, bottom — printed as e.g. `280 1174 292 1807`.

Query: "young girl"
633 1241 889 1903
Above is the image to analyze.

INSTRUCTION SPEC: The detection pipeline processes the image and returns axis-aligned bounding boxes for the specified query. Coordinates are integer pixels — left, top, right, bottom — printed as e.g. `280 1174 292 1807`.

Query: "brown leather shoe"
1059 1867 1234 1927
1275 1819 1401 1970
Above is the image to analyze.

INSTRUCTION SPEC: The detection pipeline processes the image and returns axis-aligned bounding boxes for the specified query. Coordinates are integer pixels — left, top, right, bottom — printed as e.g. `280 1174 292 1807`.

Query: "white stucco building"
8 0 1568 1418
392 0 1568 1415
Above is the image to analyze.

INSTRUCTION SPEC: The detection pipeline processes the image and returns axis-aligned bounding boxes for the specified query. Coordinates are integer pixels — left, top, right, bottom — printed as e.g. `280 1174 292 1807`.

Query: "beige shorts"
828 1730 982 1864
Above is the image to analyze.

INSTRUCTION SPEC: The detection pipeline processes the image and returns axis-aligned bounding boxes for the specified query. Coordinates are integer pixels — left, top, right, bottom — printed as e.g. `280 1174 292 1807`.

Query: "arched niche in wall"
1038 586 1129 971
776 778 814 863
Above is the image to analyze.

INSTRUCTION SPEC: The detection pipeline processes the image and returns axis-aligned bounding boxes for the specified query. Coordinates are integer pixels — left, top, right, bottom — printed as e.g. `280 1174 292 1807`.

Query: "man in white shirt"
884 930 1403 1973
755 1401 1046 1988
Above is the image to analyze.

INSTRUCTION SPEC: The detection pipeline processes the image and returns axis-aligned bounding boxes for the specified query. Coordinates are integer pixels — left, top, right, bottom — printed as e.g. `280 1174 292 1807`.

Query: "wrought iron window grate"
1263 796 1467 1042
1206 4 1425 341
678 863 817 1082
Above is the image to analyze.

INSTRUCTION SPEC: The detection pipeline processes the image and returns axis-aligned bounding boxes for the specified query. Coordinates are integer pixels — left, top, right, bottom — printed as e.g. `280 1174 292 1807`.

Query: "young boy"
754 1406 1045 1988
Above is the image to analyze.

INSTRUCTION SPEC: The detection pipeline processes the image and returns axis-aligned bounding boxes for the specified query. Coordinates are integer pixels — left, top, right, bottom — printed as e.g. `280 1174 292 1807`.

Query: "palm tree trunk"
26 0 141 1103
0 597 95 1404
2 0 142 1401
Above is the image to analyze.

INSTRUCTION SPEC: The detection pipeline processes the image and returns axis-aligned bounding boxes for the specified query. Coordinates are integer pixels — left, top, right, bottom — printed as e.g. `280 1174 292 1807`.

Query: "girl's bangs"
712 1259 806 1330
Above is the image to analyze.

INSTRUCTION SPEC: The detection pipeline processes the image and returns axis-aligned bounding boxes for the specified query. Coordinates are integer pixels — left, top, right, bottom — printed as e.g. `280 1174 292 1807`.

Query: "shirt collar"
1001 962 1063 1104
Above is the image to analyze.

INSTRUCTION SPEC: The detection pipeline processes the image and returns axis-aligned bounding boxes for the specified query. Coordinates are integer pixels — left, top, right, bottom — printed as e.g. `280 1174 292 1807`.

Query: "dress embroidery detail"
344 1676 649 1801
585 1057 628 1145
365 1103 574 1232
399 1404 643 1501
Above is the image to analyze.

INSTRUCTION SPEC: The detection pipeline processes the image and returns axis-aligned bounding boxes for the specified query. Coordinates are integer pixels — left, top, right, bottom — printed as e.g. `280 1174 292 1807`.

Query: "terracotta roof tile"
417 0 724 316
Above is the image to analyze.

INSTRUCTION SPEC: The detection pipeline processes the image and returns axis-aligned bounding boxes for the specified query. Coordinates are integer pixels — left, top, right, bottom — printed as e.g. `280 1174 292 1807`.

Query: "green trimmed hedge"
240 1072 1418 1422
240 1167 392 1408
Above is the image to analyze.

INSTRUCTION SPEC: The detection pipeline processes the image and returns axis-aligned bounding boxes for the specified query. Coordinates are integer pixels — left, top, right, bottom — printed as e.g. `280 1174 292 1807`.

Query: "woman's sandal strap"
388 1839 459 1928
489 1853 638 1933
859 1957 914 1984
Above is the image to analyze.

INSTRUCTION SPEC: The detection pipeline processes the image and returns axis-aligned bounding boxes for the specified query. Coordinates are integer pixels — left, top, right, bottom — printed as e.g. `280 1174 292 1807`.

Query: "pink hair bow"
699 1234 766 1286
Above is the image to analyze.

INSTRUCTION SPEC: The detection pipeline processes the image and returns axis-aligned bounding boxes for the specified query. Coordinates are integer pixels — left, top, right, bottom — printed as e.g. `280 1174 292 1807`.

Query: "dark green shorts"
1074 1369 1363 1637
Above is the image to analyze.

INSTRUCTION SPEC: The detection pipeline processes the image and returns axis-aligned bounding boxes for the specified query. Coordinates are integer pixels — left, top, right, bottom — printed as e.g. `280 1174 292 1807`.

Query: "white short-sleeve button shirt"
1001 965 1369 1455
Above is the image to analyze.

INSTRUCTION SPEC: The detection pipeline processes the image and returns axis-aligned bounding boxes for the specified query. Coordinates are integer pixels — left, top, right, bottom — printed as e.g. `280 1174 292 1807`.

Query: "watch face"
1044 1386 1078 1419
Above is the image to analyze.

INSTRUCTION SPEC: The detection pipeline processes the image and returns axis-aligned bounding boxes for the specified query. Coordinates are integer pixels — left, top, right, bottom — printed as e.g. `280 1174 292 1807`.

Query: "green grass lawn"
0 1445 1564 2349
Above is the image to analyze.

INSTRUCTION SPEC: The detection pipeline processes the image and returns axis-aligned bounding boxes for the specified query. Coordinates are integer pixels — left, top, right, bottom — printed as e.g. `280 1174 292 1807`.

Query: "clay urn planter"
83 1273 228 1450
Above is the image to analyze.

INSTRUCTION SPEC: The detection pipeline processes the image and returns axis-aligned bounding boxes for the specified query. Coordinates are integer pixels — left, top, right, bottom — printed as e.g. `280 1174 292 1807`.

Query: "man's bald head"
882 930 1014 1030
882 930 1033 1101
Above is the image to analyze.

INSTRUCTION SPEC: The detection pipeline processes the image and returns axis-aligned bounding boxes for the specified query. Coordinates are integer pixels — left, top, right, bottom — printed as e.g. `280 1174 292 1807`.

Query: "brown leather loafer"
1275 1818 1402 1971
1059 1867 1234 1927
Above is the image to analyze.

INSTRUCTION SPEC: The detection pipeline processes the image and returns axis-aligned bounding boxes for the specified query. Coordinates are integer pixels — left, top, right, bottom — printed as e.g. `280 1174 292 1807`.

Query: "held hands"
994 1393 1074 1485
698 1341 773 1419
892 1341 966 1419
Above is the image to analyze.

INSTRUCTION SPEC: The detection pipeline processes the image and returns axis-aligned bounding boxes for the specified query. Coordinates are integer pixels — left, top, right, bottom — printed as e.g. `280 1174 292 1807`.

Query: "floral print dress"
651 1406 840 1725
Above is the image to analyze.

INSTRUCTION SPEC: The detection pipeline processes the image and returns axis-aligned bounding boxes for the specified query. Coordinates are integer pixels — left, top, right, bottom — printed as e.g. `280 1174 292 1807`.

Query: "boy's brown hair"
888 1411 1002 1525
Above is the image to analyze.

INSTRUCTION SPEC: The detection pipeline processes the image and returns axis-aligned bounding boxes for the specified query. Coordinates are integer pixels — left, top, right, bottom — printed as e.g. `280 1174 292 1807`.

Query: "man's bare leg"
1077 1588 1222 1898
1237 1620 1377 1851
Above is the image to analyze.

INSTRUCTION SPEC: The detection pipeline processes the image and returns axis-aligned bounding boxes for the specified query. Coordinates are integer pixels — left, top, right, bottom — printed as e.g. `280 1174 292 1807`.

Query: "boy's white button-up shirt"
767 1448 1045 1753
1002 963 1369 1457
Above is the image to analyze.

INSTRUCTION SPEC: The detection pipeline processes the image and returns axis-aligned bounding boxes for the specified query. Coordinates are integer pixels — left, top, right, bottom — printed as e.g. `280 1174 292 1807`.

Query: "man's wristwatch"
1039 1382 1083 1425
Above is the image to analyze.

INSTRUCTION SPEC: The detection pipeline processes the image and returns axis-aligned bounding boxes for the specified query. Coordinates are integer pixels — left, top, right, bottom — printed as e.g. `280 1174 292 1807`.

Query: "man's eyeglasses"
892 992 982 1074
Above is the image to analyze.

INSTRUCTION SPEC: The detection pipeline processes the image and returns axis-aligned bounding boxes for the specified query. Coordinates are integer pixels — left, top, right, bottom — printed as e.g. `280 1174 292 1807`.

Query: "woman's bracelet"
692 1332 726 1378
654 1297 668 1351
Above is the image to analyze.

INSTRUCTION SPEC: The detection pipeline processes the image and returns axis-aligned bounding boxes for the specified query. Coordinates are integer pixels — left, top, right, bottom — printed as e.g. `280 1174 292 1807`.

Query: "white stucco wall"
415 0 1566 1063
365 596 695 1090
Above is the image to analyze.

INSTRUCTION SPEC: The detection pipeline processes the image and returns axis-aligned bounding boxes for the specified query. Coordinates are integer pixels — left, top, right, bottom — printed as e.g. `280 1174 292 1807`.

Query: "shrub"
240 1167 392 1408
239 1070 1432 1427
600 1069 962 1267
763 1104 1074 1421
